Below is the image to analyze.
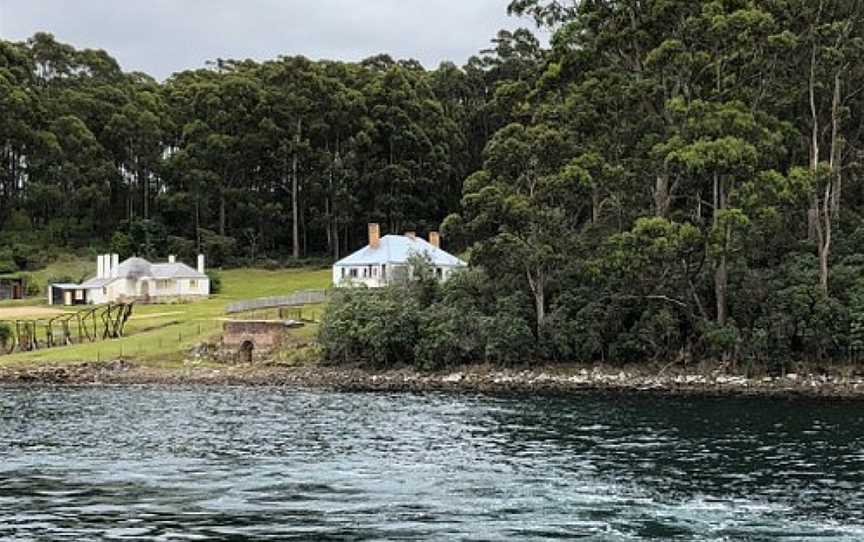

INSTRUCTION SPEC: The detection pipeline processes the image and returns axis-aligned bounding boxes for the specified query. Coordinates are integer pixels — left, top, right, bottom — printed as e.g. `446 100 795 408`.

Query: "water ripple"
1 386 863 540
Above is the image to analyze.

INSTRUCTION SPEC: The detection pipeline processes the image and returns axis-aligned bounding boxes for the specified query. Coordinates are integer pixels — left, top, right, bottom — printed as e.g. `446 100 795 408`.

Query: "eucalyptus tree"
0 41 37 221
450 122 582 333
773 0 864 293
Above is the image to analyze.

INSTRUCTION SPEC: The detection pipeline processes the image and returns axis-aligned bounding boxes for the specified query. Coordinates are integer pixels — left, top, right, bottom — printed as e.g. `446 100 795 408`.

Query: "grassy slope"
0 256 94 308
0 267 331 368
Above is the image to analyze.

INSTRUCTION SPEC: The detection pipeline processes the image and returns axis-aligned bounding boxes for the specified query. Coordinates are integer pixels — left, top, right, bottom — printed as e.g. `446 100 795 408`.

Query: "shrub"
319 286 420 368
414 302 484 370
481 296 535 365
206 270 223 294
25 280 42 297
0 323 11 349
110 231 133 259
703 323 740 359
0 248 18 274
165 235 195 262
199 229 237 267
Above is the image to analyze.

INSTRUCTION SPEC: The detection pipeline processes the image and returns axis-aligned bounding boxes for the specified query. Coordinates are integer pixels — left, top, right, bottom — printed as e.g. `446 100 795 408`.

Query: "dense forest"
0 26 539 267
5 0 864 364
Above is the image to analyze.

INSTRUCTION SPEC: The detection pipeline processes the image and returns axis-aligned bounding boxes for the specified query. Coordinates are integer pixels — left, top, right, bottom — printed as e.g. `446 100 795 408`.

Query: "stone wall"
222 320 298 352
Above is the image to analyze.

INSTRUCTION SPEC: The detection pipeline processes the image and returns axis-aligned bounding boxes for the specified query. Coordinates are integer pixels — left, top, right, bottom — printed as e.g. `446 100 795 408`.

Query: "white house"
333 224 467 288
49 254 210 305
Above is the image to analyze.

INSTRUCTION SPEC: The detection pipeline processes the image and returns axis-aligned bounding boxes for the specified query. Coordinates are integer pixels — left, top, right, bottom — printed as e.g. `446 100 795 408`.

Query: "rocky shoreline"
2 360 864 399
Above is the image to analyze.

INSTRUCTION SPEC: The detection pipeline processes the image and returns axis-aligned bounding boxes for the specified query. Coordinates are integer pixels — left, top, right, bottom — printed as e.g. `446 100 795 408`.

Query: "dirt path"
0 307 68 319
129 311 185 320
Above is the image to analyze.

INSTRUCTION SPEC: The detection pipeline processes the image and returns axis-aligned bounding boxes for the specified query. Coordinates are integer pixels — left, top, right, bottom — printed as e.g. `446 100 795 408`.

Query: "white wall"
332 264 464 288
144 277 209 298
333 265 388 288
90 277 210 303
176 277 210 296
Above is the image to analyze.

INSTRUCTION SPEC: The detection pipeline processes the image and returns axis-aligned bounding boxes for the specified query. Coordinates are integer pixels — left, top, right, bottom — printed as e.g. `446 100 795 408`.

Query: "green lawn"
0 267 331 368
0 255 95 308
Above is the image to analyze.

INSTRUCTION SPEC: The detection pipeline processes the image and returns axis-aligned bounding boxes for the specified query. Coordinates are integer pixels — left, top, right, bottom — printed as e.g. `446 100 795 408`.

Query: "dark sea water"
0 386 863 541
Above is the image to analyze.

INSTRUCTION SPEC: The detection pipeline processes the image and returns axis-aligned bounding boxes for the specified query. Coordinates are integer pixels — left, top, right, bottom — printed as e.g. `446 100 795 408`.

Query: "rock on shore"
2 361 864 399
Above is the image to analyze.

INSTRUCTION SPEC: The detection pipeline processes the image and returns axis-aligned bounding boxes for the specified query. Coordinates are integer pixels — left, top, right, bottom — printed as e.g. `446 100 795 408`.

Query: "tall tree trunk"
332 219 340 261
807 39 821 242
325 196 332 255
292 119 301 260
526 266 546 335
655 173 670 217
713 173 728 327
817 71 843 294
814 183 831 294
819 198 831 294
715 254 728 327
830 71 843 218
219 189 226 237
142 166 149 220
301 202 307 258
195 199 201 252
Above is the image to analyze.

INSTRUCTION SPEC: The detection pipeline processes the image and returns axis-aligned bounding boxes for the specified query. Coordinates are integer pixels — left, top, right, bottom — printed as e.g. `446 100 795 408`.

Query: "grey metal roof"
115 257 152 279
151 262 207 279
71 257 207 288
334 235 467 267
79 277 115 288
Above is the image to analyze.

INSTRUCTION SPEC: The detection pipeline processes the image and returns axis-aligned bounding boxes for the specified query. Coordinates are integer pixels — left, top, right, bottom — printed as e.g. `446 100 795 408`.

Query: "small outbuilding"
49 253 210 306
333 224 467 288
0 275 26 301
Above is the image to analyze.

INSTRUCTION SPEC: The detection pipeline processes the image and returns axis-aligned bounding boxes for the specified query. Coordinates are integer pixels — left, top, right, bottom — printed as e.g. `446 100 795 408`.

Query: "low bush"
0 322 11 349
319 263 537 369
318 287 420 368
206 270 223 294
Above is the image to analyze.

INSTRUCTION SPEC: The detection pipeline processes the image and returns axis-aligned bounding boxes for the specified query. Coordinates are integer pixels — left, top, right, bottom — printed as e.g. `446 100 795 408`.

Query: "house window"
349 268 358 278
75 290 84 301
157 280 171 290
190 280 198 288
436 267 443 279
102 287 107 295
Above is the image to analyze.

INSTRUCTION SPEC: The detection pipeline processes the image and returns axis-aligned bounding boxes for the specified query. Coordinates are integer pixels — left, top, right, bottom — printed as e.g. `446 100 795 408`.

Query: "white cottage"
49 254 210 305
333 224 467 288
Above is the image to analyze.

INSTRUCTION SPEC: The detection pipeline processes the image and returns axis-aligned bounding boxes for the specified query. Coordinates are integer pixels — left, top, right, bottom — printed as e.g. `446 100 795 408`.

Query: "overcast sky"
0 0 538 80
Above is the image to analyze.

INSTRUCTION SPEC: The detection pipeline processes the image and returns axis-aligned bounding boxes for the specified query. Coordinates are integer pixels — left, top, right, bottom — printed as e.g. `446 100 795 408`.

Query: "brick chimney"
368 223 381 248
405 231 416 240
429 231 440 249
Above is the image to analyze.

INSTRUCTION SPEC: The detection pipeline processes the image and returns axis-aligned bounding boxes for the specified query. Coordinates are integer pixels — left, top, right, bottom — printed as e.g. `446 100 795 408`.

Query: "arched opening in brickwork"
239 340 254 363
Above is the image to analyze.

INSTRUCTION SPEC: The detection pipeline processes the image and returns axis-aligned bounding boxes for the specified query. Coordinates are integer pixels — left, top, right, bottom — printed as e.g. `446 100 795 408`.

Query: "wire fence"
225 289 327 314
94 318 225 361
